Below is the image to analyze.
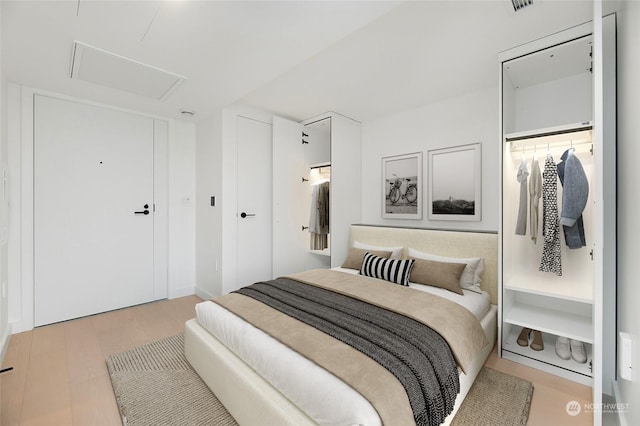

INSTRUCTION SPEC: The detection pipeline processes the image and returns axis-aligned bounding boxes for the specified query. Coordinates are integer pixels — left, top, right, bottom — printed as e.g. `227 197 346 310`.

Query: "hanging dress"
539 155 562 276
515 158 529 236
529 156 542 243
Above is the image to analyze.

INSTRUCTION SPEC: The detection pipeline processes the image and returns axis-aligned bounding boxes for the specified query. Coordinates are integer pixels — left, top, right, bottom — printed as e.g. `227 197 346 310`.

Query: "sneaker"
570 339 587 364
555 336 571 360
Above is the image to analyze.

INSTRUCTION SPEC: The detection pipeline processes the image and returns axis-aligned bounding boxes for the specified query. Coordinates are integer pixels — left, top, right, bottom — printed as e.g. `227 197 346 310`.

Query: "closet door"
272 116 308 278
236 116 272 288
34 96 156 326
272 116 327 277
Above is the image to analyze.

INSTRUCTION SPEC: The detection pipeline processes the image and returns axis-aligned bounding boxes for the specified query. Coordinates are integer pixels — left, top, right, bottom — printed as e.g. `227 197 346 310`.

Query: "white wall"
195 105 274 299
168 120 197 298
615 1 640 423
0 3 9 363
361 87 499 231
195 113 223 299
6 84 197 333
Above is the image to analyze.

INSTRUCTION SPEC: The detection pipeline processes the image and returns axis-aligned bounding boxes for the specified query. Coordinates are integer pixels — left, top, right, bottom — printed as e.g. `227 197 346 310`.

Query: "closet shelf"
309 248 331 257
504 274 593 303
505 121 592 141
503 302 593 343
504 121 593 152
503 327 593 378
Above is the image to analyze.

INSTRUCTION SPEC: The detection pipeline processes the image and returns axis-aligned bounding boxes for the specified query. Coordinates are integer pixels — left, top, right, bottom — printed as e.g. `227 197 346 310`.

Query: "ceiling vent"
511 0 534 12
70 41 186 100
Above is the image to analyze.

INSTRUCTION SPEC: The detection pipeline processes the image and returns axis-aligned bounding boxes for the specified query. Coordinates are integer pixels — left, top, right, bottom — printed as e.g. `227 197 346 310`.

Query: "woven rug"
107 334 532 426
106 334 237 426
451 366 534 426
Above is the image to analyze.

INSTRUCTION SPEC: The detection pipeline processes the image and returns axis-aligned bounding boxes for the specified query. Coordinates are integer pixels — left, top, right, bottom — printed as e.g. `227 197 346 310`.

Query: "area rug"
106 334 237 426
451 366 534 426
107 334 532 426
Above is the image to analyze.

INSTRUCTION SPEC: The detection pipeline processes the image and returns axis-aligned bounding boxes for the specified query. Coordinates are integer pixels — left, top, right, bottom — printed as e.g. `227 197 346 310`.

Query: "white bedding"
196 300 380 426
195 271 493 426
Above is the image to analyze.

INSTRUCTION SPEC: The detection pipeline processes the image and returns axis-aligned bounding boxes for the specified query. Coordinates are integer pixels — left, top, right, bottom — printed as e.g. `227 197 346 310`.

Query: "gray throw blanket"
235 277 460 426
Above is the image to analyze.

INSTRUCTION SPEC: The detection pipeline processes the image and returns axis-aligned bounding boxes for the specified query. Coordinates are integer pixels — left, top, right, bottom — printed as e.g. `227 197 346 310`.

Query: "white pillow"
407 248 484 293
353 240 403 259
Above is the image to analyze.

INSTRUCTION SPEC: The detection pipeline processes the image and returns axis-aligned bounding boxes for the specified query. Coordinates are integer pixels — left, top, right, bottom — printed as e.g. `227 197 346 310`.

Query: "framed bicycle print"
427 143 481 221
382 152 422 219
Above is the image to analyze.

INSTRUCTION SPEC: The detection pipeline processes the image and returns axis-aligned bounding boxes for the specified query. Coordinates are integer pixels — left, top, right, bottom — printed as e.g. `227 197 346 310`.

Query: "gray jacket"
557 149 588 248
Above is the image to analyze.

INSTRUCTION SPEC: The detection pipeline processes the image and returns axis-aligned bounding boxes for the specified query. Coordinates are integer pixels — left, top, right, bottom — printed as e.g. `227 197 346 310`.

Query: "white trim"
195 286 216 301
170 285 197 300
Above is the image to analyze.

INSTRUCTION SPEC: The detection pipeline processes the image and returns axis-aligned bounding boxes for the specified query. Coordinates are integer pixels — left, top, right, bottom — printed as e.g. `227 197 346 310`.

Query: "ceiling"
1 0 596 123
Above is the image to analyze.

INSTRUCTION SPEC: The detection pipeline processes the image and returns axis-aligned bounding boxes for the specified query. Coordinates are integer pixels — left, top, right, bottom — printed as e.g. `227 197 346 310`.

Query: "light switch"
620 332 633 381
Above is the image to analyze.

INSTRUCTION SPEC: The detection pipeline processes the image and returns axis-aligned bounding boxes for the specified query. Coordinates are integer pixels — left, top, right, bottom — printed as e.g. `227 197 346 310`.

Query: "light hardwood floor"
1 296 593 426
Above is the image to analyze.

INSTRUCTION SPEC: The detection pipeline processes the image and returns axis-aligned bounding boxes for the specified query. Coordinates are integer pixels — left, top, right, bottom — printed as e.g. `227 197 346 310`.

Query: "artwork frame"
427 143 481 221
382 152 422 220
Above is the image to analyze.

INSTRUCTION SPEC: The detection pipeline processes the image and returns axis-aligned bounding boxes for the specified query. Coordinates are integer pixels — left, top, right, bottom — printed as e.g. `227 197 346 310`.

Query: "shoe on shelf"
555 336 571 360
530 330 544 351
570 339 587 364
517 327 532 346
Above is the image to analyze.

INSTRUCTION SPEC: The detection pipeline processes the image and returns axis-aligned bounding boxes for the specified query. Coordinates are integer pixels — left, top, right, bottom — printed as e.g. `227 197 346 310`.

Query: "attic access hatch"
70 41 186 100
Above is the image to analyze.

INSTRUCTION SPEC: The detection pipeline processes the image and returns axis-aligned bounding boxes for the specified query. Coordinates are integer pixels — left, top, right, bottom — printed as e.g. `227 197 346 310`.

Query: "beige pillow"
353 240 403 259
409 257 466 295
342 248 392 270
407 248 484 293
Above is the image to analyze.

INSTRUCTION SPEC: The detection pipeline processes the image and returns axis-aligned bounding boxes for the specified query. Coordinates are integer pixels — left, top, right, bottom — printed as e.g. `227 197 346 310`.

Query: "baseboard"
169 285 196 299
194 286 216 301
0 323 12 366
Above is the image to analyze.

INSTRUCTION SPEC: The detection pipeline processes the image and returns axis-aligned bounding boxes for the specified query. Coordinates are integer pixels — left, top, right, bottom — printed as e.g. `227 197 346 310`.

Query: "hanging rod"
309 162 330 170
509 139 593 155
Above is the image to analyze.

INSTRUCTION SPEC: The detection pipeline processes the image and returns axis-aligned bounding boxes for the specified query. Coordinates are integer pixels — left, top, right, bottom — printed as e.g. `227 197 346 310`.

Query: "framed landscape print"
382 152 422 219
427 143 481 221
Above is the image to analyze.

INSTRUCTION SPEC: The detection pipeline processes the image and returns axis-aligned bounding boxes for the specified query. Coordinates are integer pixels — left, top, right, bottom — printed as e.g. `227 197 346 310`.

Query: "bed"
185 225 498 426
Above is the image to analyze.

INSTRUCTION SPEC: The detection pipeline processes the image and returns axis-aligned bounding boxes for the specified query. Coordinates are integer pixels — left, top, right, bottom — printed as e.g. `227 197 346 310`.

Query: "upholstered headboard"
348 225 499 304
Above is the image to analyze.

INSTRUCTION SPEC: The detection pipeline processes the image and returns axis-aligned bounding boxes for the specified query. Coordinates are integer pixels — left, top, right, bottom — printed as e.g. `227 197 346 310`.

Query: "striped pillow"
360 252 416 286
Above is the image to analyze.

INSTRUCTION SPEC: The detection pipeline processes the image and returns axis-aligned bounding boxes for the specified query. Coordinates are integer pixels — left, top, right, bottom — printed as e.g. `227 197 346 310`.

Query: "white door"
236 116 273 287
272 116 329 278
34 96 156 326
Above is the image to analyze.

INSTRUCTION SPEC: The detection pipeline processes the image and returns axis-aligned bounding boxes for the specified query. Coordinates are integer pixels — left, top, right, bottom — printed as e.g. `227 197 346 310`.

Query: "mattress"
195 272 493 426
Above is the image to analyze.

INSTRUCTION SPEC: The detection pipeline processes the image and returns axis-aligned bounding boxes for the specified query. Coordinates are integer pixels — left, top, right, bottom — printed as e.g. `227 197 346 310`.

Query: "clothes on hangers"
557 148 588 249
515 157 529 236
529 155 542 244
309 181 330 250
539 155 562 276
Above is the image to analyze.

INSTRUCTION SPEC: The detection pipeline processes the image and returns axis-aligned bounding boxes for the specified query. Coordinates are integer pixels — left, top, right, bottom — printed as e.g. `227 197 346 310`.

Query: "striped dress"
539 155 562 276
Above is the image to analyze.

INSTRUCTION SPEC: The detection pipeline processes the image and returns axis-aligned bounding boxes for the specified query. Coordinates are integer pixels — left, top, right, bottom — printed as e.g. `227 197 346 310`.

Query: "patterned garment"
539 155 562 276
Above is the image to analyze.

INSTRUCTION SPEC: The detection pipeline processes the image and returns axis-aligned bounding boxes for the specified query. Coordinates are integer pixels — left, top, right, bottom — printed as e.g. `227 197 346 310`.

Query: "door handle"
135 203 150 215
240 212 256 218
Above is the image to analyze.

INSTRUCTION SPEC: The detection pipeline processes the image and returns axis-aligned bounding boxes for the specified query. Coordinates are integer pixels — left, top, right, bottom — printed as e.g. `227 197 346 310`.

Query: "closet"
499 14 616 421
273 112 361 278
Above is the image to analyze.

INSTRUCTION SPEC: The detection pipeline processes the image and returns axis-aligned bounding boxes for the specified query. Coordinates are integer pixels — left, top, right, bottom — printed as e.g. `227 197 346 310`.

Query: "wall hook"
302 177 309 182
